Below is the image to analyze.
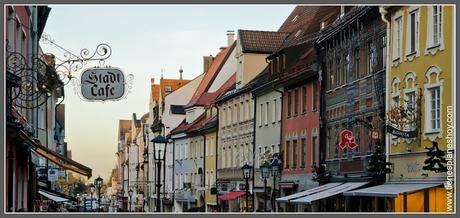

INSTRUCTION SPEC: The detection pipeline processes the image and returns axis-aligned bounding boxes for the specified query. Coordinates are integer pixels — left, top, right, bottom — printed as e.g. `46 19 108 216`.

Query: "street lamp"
151 135 167 212
90 184 95 212
95 176 103 212
128 189 133 212
241 163 252 212
270 157 281 212
260 162 271 212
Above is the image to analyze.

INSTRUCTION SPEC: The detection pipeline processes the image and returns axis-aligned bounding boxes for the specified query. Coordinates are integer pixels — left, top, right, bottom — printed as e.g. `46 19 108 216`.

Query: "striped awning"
291 182 369 204
277 183 342 203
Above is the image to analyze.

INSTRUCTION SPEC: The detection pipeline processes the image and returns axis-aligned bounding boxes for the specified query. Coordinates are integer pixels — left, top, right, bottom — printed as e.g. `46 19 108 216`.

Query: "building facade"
382 5 453 212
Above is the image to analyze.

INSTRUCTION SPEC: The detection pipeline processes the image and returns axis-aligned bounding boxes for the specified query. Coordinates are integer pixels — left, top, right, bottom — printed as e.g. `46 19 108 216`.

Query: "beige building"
215 29 288 212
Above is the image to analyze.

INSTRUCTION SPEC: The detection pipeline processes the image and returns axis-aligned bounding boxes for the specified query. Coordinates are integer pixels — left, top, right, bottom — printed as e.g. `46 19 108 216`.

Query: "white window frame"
424 66 443 141
392 12 404 66
426 6 444 55
403 72 418 144
405 7 420 61
265 102 269 125
391 77 401 144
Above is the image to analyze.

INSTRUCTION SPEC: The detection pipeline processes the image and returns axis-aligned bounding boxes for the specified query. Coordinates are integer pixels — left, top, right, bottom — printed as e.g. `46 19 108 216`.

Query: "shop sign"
81 67 125 101
338 129 357 150
371 129 380 140
386 125 418 138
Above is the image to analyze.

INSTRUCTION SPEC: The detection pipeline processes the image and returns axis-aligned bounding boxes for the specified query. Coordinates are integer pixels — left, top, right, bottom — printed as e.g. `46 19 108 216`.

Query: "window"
246 100 250 120
368 42 376 74
234 104 238 124
240 102 244 122
222 108 226 126
354 48 360 79
302 86 307 113
259 104 263 126
405 91 416 129
433 6 442 45
285 141 290 169
328 58 334 89
313 82 318 111
409 9 419 54
287 91 292 117
222 148 226 168
294 89 299 116
272 99 277 123
312 135 317 165
344 53 350 83
227 106 231 125
336 57 342 86
165 85 172 93
395 16 402 59
265 102 269 125
381 36 387 68
292 139 297 169
429 87 441 131
301 138 306 168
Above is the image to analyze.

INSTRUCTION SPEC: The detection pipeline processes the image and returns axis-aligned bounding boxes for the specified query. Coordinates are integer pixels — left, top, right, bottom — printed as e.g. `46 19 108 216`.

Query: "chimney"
203 55 214 73
227 30 235 47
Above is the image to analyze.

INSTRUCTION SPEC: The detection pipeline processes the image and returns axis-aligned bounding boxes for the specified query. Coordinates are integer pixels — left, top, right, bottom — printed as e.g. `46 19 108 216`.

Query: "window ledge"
405 51 417 58
425 130 441 135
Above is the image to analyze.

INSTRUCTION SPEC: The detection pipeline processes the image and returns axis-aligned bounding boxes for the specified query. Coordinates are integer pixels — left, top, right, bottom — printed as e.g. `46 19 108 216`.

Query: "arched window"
424 66 443 140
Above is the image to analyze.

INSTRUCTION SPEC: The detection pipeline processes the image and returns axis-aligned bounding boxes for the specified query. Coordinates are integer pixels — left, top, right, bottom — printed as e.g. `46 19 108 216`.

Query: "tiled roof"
279 6 341 48
238 30 290 54
185 43 235 108
216 69 269 103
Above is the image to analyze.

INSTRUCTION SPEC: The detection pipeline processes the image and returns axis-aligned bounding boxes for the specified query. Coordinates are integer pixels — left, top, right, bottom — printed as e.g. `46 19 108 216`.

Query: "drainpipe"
272 86 283 212
172 138 175 211
201 133 206 211
379 6 391 184
214 104 219 211
251 93 257 212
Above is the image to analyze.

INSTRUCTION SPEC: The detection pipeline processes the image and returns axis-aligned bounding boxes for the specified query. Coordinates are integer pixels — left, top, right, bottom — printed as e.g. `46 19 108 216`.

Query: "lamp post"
270 157 281 212
90 184 95 212
128 189 133 212
95 176 103 212
260 162 271 212
241 163 252 212
151 135 167 212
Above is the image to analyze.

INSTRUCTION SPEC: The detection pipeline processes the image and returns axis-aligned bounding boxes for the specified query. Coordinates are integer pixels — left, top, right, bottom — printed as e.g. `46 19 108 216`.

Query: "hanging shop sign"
338 129 357 150
385 106 418 138
371 129 380 140
80 67 126 101
386 125 418 138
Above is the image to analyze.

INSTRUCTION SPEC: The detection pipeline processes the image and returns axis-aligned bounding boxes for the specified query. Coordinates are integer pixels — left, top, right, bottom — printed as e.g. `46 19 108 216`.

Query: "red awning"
218 191 245 201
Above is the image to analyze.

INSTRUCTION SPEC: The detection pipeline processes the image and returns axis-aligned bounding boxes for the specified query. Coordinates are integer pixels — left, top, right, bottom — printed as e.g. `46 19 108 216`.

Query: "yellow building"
383 5 454 212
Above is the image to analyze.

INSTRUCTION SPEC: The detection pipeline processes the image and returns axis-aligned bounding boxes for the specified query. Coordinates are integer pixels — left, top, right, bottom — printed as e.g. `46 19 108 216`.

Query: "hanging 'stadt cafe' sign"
81 67 126 101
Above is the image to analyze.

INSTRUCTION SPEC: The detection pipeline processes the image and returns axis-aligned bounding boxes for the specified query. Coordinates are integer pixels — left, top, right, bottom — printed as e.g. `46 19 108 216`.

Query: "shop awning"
277 183 343 203
343 183 443 198
30 139 92 178
38 189 70 203
218 191 245 201
291 182 369 204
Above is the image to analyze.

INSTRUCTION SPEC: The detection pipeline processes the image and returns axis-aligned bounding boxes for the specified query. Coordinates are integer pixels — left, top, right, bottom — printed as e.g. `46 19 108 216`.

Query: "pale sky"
40 5 295 182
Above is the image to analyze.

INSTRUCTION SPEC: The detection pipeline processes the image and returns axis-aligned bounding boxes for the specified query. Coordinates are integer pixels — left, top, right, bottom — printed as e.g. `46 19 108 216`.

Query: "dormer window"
294 30 302 38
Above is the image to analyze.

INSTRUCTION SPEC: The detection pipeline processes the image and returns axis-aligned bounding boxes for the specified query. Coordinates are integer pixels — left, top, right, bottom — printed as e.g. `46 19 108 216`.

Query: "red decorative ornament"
339 129 357 150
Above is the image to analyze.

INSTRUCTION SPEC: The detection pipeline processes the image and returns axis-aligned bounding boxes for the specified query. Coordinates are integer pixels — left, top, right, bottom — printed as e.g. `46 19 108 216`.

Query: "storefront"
218 191 246 212
277 182 369 212
344 183 447 212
